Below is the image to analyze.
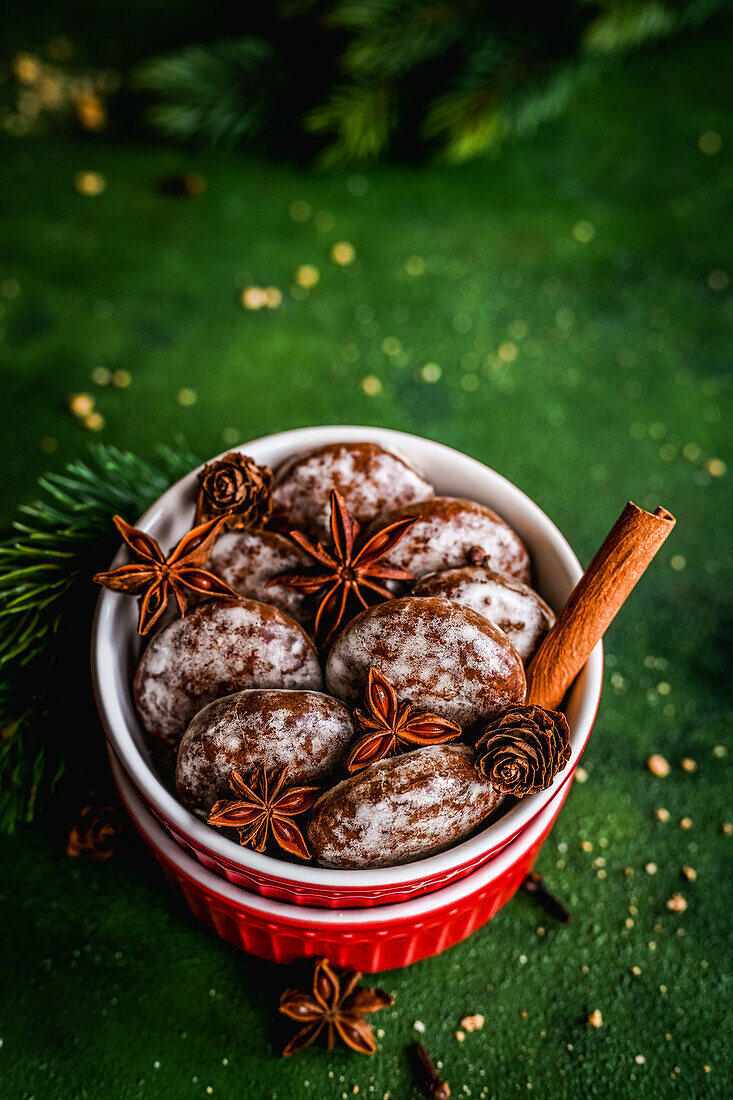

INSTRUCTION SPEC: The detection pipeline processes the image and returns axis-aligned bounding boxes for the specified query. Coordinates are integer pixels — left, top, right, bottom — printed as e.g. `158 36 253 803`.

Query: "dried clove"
520 871 572 923
411 1041 450 1099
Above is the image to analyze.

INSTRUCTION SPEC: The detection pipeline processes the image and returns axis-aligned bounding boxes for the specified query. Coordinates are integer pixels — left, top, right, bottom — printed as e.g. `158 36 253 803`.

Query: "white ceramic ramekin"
92 426 603 908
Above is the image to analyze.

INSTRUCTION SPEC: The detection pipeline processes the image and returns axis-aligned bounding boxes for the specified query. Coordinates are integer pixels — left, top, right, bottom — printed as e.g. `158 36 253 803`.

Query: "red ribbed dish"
112 753 571 971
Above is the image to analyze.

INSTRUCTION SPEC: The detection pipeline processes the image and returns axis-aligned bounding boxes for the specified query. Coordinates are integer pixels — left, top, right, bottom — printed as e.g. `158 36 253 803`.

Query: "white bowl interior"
93 426 603 888
112 750 565 925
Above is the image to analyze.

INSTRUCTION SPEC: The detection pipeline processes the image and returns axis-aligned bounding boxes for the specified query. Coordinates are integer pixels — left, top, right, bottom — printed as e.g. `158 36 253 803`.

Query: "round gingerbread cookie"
365 497 530 582
134 599 323 756
176 689 354 816
206 529 312 626
325 595 526 728
308 745 504 869
269 441 434 540
411 566 554 662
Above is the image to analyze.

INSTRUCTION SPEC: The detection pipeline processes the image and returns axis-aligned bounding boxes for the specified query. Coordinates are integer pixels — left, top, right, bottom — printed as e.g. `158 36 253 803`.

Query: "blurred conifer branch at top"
135 0 726 166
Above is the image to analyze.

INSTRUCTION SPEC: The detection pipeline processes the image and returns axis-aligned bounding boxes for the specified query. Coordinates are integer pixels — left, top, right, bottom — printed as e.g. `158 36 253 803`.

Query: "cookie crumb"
460 1014 484 1032
587 1010 603 1028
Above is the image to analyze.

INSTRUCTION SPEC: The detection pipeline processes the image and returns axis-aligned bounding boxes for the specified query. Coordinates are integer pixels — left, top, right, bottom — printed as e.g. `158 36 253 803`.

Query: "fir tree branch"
0 443 197 832
134 1 725 164
136 38 282 146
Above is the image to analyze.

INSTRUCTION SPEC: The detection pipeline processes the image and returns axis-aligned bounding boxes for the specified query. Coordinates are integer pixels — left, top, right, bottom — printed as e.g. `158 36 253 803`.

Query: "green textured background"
1 14 732 1100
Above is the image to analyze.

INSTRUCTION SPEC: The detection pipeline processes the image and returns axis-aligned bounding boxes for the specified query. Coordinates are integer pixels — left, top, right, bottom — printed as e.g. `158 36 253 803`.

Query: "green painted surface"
1 18 731 1100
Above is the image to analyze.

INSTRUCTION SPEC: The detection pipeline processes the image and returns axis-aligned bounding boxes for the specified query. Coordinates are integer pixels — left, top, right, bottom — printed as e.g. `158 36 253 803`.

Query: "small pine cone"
195 452 273 531
475 704 571 797
67 795 122 860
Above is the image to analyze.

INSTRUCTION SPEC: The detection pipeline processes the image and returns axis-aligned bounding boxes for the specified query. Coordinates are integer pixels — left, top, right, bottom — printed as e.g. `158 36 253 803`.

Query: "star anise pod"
207 765 320 860
279 957 393 1056
269 489 418 647
346 667 462 772
94 514 239 636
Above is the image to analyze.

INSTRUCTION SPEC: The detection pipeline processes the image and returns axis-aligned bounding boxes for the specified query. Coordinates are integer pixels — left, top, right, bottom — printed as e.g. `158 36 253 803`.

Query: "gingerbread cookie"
308 744 504 868
366 497 530 582
411 566 553 662
134 600 322 756
269 441 434 540
207 529 313 626
176 689 354 816
326 596 526 728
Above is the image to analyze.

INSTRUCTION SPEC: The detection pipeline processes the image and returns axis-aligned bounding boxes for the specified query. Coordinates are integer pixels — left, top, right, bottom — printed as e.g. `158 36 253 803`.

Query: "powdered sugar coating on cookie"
269 441 434 540
367 497 530 583
308 744 504 869
325 596 526 727
411 566 554 662
207 529 313 625
134 600 323 756
176 689 354 816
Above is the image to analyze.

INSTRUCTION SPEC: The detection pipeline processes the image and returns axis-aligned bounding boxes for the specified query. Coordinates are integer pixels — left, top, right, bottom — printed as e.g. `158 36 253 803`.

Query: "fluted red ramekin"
111 751 572 971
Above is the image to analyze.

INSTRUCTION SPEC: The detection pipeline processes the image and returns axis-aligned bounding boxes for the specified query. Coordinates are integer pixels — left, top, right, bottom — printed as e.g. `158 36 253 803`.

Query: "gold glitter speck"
405 256 425 276
707 270 729 291
290 200 311 222
647 754 670 777
295 265 320 289
74 171 106 196
69 393 95 418
84 411 105 431
572 221 596 243
705 457 726 477
698 131 722 155
361 375 381 396
331 241 356 265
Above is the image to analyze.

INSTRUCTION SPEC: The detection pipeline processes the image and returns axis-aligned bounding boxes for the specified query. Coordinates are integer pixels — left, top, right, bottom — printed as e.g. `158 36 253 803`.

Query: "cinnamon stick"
526 502 675 710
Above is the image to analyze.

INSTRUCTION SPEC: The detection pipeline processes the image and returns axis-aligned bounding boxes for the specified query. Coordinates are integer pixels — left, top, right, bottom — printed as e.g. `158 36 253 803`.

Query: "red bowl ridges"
111 753 572 972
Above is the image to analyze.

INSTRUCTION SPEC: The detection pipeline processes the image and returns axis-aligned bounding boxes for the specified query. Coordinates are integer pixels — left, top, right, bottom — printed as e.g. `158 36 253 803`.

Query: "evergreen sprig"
135 0 726 165
136 38 282 147
0 443 197 832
